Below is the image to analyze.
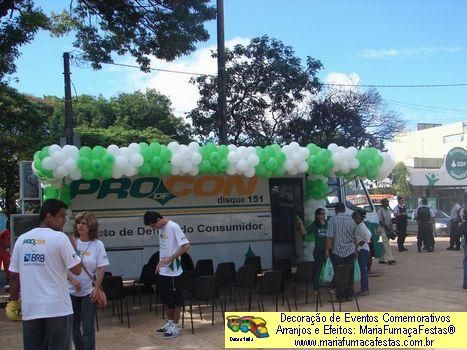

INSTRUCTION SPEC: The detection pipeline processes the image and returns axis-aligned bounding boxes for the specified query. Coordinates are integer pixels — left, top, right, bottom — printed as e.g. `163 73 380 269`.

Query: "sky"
10 0 467 131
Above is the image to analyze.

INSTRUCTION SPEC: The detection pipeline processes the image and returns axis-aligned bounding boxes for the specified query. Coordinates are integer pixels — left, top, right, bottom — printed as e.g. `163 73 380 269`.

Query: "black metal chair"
132 263 158 312
244 256 262 274
195 259 214 277
273 258 293 307
102 276 131 328
292 261 315 309
214 262 236 311
232 264 257 311
256 270 290 312
185 275 223 334
316 264 360 312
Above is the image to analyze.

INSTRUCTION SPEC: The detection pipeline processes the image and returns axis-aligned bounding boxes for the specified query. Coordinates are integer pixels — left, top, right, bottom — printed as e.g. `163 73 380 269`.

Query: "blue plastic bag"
319 257 334 284
353 261 361 283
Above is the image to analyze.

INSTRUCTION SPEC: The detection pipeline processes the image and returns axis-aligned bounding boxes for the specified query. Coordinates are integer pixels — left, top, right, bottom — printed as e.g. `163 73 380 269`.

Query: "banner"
225 312 466 348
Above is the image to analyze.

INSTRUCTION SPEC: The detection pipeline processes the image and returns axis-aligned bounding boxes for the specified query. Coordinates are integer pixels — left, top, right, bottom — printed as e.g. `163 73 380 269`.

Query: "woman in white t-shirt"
352 209 372 296
68 211 109 350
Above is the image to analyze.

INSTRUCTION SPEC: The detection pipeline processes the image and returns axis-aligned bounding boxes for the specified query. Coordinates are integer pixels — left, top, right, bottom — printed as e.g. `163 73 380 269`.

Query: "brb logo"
226 315 269 338
24 253 45 263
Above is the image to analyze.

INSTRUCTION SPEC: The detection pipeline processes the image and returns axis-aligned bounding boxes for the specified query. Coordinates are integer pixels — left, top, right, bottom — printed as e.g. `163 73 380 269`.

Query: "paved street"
0 236 465 349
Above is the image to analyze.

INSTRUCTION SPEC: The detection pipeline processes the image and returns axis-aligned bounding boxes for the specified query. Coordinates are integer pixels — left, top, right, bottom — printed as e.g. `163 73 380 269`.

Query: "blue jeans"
358 249 369 292
23 314 72 350
463 238 467 288
71 294 96 350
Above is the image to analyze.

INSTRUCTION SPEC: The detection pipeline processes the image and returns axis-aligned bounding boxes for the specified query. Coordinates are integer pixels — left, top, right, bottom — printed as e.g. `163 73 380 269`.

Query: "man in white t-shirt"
8 199 82 350
144 211 190 339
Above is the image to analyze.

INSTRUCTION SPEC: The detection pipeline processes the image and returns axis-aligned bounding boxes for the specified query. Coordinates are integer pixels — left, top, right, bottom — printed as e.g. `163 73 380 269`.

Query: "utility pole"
63 52 73 145
217 0 227 144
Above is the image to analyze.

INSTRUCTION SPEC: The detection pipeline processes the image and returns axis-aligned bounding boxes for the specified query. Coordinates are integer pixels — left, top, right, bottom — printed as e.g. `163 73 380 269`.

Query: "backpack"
417 206 431 221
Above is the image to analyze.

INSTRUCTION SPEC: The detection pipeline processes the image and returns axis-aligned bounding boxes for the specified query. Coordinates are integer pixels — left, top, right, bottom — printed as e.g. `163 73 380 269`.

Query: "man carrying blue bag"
324 202 358 302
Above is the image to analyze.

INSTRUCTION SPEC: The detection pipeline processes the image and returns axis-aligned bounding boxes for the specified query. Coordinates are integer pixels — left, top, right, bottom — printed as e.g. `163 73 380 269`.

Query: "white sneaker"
163 324 181 339
156 321 171 333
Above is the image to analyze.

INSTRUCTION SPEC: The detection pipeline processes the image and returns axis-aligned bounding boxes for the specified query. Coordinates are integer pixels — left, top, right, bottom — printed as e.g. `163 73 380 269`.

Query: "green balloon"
141 148 153 162
149 142 162 155
79 146 92 158
209 152 221 164
138 162 151 176
82 170 96 180
77 157 90 170
160 163 172 176
39 149 49 160
266 158 278 170
255 163 267 177
102 154 115 166
160 148 171 162
92 146 106 159
91 159 103 172
100 168 113 179
218 159 229 172
150 156 162 169
200 160 211 173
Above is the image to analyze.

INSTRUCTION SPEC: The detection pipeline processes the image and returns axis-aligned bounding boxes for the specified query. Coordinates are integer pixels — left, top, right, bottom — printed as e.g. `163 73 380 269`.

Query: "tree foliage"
189 36 323 145
0 0 216 81
280 88 405 149
77 126 172 147
0 84 52 215
45 89 192 144
0 0 49 81
390 161 412 197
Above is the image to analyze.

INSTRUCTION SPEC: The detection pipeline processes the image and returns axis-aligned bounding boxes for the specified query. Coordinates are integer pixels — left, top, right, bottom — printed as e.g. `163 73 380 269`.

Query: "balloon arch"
32 141 395 217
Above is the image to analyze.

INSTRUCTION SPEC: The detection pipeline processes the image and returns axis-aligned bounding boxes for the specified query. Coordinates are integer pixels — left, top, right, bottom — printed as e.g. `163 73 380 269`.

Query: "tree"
279 88 405 149
189 36 323 145
45 89 192 144
390 161 412 197
0 0 49 81
0 84 52 216
77 126 172 147
1 0 216 81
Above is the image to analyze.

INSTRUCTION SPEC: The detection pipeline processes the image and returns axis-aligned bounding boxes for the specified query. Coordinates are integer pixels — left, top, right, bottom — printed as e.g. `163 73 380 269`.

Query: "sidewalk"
0 236 465 349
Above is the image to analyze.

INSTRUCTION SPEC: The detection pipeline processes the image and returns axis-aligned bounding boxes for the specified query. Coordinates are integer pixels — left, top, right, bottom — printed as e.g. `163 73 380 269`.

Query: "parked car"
406 209 451 236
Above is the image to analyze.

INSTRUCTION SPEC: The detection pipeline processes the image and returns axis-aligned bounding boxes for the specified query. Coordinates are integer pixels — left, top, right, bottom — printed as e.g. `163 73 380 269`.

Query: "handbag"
82 266 108 308
386 229 397 240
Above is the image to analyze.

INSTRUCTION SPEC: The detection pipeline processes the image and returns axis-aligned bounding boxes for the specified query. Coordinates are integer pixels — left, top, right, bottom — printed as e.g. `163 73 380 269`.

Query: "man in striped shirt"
325 202 358 301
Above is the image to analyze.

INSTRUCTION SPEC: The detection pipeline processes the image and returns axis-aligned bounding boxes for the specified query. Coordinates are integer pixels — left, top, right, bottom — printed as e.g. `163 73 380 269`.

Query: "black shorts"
158 274 184 308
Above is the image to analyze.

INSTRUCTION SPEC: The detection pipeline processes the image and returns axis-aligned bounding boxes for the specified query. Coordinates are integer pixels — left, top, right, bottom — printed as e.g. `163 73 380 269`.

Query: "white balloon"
188 142 199 151
120 147 131 158
130 154 144 167
167 141 180 152
246 154 259 167
244 167 255 178
112 169 123 179
107 144 119 154
42 157 56 170
226 165 237 175
227 152 240 163
350 159 360 169
54 166 67 178
181 162 192 173
170 154 183 167
299 147 310 159
69 170 82 180
191 153 202 165
246 146 256 155
128 142 140 154
327 143 338 151
51 151 65 164
236 159 248 172
115 156 127 169
290 141 300 150
171 166 181 176
288 168 298 175
298 162 309 172
49 144 61 155
284 159 294 171
189 167 199 176
123 167 136 177
64 159 77 171
227 144 237 151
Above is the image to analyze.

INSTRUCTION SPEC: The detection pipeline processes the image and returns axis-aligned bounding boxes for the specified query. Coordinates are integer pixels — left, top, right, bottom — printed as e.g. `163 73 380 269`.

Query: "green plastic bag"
319 257 334 284
353 261 361 283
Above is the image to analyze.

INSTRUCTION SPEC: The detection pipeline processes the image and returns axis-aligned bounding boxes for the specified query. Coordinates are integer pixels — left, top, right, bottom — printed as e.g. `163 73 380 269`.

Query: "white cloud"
121 37 250 118
358 46 464 59
324 72 361 94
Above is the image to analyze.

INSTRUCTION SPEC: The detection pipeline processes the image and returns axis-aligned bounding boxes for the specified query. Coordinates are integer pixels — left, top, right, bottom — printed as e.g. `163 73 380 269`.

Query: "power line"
98 61 467 88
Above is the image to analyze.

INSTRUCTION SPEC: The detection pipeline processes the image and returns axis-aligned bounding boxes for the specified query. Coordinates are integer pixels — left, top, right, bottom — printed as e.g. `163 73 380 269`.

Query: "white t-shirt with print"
158 220 189 277
356 222 372 252
9 227 82 320
68 239 109 297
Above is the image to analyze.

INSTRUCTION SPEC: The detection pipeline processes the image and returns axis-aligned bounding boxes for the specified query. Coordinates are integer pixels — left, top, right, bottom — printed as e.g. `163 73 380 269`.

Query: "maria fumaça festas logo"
226 316 269 338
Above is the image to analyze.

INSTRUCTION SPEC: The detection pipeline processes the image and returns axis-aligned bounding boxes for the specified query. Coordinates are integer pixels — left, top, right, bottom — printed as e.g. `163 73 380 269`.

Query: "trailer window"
325 177 340 208
344 179 373 212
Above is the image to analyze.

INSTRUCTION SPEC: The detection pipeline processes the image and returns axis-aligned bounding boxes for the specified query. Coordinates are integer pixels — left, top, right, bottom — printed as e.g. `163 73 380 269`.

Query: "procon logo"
70 176 258 205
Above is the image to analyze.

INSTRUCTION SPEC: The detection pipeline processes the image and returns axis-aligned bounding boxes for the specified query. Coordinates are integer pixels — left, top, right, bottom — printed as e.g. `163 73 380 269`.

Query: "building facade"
392 121 467 211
